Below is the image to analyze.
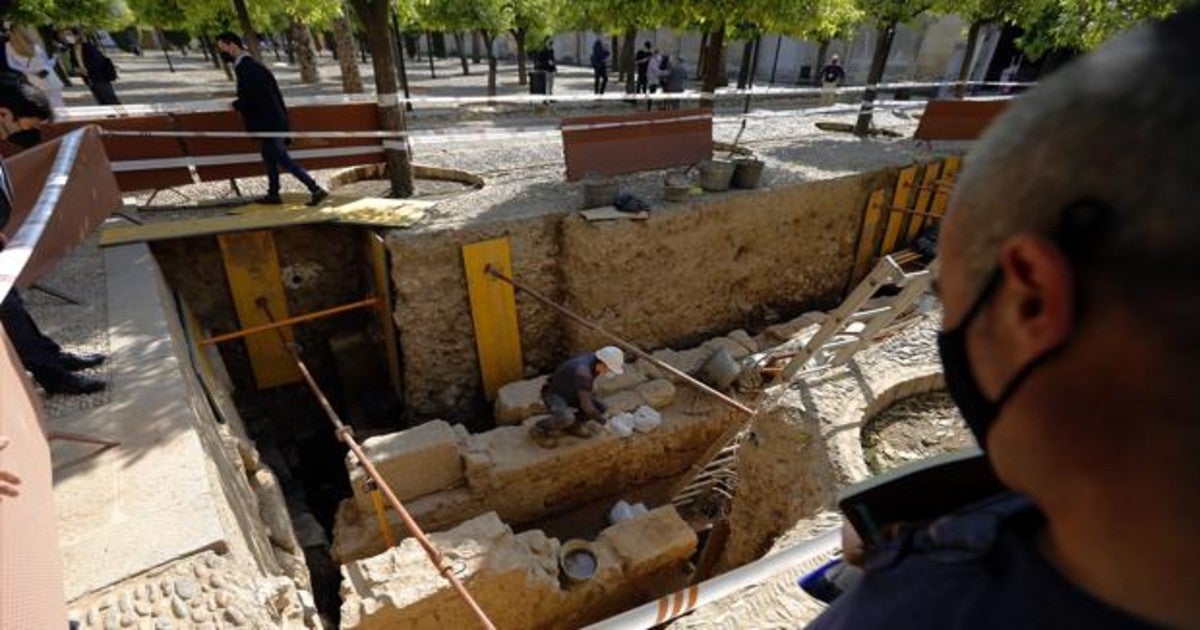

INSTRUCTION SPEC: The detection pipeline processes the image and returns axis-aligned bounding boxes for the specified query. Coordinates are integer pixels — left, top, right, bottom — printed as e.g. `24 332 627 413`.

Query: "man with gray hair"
810 7 1200 628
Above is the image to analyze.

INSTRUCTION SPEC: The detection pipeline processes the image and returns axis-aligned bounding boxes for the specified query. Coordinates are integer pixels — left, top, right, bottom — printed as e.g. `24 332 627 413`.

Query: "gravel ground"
21 234 112 419
861 391 974 474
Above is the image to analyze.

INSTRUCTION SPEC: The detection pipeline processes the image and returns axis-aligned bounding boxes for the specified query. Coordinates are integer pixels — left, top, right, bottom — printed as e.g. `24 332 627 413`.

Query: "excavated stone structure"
339 507 698 629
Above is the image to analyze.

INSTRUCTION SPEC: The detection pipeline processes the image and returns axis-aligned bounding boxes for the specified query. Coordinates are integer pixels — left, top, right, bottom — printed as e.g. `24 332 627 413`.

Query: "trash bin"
530 70 553 95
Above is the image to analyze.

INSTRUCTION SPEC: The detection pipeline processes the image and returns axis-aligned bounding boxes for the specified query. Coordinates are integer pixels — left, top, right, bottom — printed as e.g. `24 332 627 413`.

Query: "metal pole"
255 298 497 630
200 297 378 346
483 266 755 417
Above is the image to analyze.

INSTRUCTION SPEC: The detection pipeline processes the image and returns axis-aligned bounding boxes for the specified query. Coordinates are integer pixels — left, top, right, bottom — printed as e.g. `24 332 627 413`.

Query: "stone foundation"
339 507 697 629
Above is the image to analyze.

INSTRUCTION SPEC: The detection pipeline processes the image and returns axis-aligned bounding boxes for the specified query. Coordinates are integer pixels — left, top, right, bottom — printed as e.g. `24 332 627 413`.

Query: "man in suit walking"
216 33 328 207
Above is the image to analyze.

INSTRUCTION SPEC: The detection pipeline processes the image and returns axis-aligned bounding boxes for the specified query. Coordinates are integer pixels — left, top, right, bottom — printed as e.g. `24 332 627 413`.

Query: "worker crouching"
529 346 626 448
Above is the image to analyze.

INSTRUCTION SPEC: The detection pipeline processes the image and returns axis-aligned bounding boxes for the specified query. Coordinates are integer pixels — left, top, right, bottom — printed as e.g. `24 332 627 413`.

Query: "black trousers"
0 290 64 381
87 80 120 105
260 138 319 196
593 66 608 94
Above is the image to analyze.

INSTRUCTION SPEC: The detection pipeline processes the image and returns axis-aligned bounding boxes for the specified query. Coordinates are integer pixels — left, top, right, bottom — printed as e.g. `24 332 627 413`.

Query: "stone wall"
387 170 892 422
340 507 698 629
717 308 945 570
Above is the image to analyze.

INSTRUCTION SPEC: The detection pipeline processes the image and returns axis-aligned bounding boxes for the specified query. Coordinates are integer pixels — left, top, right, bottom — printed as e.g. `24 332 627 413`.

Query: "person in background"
809 8 1200 628
62 28 119 105
590 37 610 95
647 47 664 94
635 41 652 94
533 37 556 95
215 32 328 207
529 346 626 448
5 26 64 108
663 55 688 109
818 55 845 106
0 79 107 395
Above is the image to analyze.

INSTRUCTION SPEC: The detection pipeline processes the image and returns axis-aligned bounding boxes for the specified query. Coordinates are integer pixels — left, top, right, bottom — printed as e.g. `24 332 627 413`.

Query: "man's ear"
994 234 1076 362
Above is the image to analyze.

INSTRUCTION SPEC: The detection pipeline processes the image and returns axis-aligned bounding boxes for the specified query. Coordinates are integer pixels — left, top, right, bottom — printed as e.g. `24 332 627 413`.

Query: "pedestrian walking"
61 28 119 105
215 33 328 207
5 27 64 109
590 38 609 95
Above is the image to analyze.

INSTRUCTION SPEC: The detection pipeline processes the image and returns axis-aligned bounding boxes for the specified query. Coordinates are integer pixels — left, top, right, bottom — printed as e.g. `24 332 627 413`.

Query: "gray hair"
946 8 1200 338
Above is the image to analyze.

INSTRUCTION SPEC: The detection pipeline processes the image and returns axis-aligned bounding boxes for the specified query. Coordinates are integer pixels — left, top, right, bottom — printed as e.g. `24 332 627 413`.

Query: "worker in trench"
529 346 625 448
806 7 1200 629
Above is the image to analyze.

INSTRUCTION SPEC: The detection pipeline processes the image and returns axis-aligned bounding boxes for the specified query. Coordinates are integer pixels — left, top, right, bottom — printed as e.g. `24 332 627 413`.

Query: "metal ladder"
779 255 933 381
670 424 748 515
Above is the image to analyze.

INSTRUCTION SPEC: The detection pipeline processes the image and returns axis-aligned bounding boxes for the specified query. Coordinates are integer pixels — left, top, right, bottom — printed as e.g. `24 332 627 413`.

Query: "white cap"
595 346 625 374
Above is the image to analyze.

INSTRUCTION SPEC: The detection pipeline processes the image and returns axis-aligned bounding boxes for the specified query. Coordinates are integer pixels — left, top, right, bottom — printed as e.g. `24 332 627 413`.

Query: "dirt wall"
387 169 895 422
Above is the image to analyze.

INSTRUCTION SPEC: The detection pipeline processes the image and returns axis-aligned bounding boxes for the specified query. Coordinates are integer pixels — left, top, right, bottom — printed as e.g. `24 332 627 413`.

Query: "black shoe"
306 189 329 207
59 352 106 372
40 371 106 395
257 195 283 205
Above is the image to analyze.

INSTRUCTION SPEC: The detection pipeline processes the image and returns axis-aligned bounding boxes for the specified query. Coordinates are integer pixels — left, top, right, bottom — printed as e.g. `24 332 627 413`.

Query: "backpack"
101 55 117 82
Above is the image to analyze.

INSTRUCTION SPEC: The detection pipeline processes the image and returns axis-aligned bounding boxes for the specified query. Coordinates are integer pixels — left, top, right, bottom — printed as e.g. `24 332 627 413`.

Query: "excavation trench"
134 163 969 628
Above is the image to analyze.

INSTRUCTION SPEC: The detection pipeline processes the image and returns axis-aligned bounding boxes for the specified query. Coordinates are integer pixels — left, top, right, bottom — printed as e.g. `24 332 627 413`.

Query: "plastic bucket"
560 540 599 584
698 160 736 192
664 184 691 202
582 175 618 208
700 347 742 392
733 159 765 189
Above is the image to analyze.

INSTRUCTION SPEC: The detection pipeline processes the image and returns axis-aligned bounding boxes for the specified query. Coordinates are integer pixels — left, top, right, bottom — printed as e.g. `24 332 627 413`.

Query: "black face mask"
219 51 235 64
936 269 1068 448
7 128 41 149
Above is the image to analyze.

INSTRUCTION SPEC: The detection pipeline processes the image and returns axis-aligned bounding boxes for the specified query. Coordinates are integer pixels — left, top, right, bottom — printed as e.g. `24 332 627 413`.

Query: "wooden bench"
914 99 1009 142
561 109 712 181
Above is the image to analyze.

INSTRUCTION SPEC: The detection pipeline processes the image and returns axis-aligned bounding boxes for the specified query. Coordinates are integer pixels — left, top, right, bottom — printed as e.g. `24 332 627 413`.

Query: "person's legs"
531 390 579 446
93 81 120 105
599 68 608 94
1 292 103 394
594 67 601 94
260 140 283 198
264 138 319 192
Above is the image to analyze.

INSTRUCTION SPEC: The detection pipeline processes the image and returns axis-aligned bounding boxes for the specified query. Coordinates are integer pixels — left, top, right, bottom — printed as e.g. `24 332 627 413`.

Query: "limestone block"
593 363 647 396
598 506 698 577
252 468 300 553
349 420 464 507
703 337 752 361
636 379 676 409
761 311 826 345
727 329 759 353
494 376 548 425
602 390 644 416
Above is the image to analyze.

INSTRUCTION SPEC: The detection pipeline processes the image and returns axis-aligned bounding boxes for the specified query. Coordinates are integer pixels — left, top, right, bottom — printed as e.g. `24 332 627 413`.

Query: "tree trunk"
454 32 470 75
156 28 175 73
426 31 436 78
810 39 830 84
621 27 636 94
332 12 363 93
389 8 412 106
285 29 296 64
471 31 482 63
955 21 983 98
697 31 708 79
481 31 498 96
349 0 413 197
513 28 528 85
769 34 783 85
230 0 261 58
748 35 762 89
701 25 725 107
737 39 753 89
202 34 221 69
611 35 619 78
290 19 320 84
200 35 211 61
854 23 897 136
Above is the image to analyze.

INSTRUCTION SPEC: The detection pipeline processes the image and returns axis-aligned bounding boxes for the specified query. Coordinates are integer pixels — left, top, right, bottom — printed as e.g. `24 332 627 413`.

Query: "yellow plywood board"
462 238 523 401
928 156 961 221
367 231 402 398
904 161 944 245
880 165 918 256
851 188 888 284
100 197 430 247
217 230 302 389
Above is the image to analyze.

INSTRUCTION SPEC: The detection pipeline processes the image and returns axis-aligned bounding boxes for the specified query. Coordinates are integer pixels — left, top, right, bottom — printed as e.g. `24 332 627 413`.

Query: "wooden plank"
914 100 1009 141
904 161 944 245
928 156 961 221
879 165 918 256
462 238 524 401
562 109 712 181
217 230 302 389
851 188 888 284
367 231 403 398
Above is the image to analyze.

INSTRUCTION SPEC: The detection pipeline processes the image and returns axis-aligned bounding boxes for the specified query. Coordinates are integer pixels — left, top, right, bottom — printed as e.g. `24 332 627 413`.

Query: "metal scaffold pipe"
483 265 756 418
254 298 497 630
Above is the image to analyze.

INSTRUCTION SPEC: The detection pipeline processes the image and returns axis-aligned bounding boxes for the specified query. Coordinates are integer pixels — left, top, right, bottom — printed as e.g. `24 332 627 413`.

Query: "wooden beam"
879 165 918 257
904 160 944 245
928 156 961 222
462 238 524 401
368 231 403 399
850 188 887 285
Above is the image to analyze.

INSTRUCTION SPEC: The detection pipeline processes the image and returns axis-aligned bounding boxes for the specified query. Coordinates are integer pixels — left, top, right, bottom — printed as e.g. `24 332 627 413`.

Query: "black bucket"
733 159 765 189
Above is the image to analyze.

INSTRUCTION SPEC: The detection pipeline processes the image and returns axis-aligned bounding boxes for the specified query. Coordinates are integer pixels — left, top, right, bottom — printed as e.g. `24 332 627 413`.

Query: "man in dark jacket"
215 33 327 207
590 38 609 94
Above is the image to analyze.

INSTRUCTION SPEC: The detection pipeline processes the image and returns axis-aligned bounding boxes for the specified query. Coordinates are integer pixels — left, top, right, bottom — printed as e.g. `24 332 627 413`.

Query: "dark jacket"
78 41 116 83
232 54 289 132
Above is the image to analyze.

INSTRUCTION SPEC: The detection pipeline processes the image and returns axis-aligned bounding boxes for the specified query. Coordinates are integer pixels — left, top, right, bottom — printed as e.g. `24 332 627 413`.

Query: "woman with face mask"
61 28 120 105
4 27 64 109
